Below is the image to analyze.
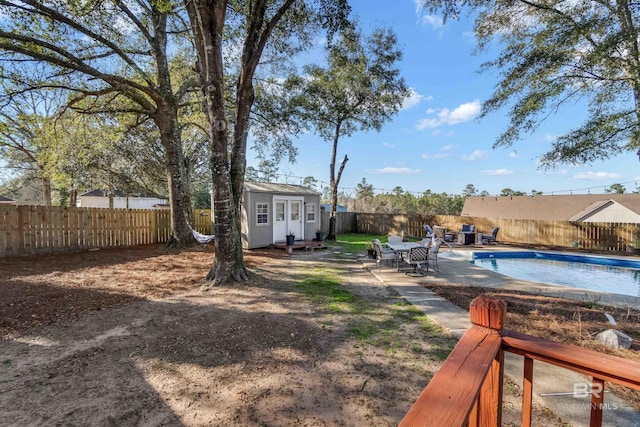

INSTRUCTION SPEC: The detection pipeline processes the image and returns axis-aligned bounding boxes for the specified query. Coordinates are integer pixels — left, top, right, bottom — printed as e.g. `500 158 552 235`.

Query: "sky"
247 0 640 197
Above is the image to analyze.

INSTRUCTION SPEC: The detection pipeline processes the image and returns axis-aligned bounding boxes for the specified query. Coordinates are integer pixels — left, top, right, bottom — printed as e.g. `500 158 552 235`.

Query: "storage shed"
213 182 322 249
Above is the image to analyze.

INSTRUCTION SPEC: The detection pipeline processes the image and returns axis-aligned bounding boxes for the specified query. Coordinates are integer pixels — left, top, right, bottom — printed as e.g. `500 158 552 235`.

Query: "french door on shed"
273 197 303 242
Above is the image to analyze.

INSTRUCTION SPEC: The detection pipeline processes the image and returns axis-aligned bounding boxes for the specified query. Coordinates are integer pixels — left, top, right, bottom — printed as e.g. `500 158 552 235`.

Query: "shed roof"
462 193 640 221
243 182 320 195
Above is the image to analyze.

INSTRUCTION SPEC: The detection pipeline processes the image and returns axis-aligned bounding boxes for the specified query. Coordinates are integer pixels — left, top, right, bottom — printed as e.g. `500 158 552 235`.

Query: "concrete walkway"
360 246 640 427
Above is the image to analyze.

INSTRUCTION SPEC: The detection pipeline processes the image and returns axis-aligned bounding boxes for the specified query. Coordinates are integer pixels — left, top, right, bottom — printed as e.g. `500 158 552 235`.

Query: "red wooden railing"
400 296 640 427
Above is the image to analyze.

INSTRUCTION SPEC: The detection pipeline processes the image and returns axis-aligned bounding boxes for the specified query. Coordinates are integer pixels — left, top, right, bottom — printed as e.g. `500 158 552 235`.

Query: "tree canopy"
285 23 408 239
420 0 640 166
0 0 199 246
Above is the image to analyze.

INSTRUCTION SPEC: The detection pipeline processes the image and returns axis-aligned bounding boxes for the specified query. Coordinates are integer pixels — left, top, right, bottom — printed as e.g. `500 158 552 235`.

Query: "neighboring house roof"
243 182 320 196
0 195 14 203
462 194 640 221
79 189 166 198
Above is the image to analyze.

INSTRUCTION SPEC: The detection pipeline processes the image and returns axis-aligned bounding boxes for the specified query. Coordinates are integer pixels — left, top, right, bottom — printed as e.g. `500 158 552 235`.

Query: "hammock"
187 222 215 246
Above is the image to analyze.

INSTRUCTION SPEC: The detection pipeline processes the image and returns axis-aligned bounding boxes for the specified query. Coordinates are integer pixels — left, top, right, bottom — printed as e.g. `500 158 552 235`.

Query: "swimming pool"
471 251 640 298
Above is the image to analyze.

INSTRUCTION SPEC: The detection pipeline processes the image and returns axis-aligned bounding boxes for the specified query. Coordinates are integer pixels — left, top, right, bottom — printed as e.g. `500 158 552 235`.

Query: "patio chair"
461 224 475 233
404 245 429 275
427 239 443 272
480 227 500 245
423 224 435 238
372 240 398 267
387 235 403 244
432 226 453 251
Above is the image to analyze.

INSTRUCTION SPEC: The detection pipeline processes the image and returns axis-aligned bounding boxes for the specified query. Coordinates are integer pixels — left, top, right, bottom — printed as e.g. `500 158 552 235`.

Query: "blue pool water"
472 252 640 298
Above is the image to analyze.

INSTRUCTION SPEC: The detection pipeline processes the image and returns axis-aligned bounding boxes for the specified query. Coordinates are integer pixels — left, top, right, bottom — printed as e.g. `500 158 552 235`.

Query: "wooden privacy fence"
4 206 640 257
342 212 640 253
319 211 357 235
0 205 211 258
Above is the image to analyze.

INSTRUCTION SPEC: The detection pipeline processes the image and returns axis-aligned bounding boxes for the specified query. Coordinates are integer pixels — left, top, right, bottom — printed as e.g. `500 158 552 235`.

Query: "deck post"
470 296 507 426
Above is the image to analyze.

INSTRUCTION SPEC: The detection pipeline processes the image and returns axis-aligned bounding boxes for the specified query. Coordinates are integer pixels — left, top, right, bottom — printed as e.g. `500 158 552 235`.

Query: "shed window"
256 202 269 225
306 203 316 222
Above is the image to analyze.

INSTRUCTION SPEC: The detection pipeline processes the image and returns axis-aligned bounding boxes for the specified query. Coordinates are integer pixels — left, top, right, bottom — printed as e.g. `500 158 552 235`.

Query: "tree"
605 183 626 194
184 0 350 285
500 188 525 197
0 0 196 247
256 159 279 182
355 178 374 200
0 84 62 206
245 166 259 182
420 0 640 166
462 184 477 197
286 24 408 240
302 176 318 190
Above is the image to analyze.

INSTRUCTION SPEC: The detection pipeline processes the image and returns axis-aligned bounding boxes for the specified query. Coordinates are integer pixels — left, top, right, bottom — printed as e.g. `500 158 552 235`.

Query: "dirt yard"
0 243 628 425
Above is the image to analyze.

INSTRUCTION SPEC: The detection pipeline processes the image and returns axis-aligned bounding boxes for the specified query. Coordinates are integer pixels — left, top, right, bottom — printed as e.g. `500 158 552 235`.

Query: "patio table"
386 241 426 272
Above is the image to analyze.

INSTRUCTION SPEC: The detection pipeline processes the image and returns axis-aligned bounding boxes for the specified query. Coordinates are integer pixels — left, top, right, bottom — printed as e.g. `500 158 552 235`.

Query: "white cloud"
420 14 445 29
415 100 481 130
509 151 518 158
421 153 449 159
463 149 488 161
382 142 395 148
422 144 456 159
481 169 514 176
401 88 425 110
371 167 422 174
415 118 440 130
544 133 558 141
573 171 622 180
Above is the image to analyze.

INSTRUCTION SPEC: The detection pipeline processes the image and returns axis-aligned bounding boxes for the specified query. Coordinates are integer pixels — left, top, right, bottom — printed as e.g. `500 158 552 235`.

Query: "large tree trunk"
152 10 194 249
327 122 344 240
42 176 52 207
158 111 194 248
186 0 248 286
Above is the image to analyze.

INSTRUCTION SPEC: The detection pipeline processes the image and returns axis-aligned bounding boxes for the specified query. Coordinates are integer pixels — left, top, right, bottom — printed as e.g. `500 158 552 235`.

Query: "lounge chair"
480 227 500 245
423 224 435 238
432 226 453 251
404 245 429 275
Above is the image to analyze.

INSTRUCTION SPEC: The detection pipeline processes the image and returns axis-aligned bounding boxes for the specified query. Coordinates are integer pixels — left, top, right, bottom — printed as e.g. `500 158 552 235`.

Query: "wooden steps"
270 240 327 254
